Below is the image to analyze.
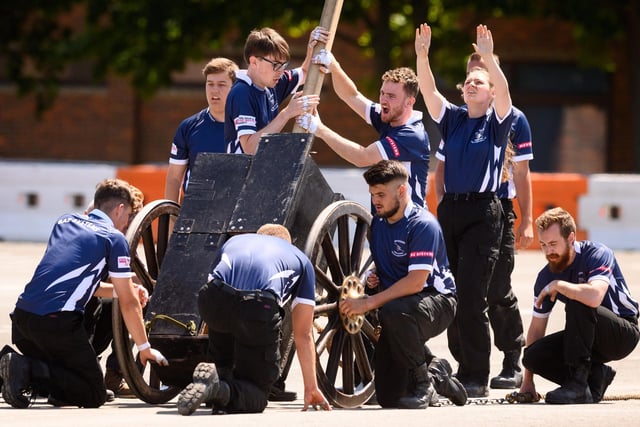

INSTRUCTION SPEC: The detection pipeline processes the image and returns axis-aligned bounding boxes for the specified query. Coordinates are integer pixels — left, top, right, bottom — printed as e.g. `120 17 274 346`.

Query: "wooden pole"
291 0 343 133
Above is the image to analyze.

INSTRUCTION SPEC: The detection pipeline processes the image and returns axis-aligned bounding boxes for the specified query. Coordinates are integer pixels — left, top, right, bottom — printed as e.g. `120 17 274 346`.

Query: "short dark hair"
93 179 136 215
381 67 419 98
363 160 409 186
535 207 577 239
244 27 290 65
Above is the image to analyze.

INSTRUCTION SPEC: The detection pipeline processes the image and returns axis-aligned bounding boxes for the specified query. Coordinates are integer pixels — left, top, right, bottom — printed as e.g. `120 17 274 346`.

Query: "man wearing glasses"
225 26 329 154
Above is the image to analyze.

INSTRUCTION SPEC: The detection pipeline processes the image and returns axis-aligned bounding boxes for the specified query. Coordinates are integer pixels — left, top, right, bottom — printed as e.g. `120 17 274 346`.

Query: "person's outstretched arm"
414 23 446 121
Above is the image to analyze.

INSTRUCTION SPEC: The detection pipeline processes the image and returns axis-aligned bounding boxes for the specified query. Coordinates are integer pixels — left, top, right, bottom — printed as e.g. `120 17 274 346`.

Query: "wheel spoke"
352 332 374 384
315 315 339 355
141 226 159 279
337 215 350 274
357 254 374 279
156 214 171 267
325 328 347 384
351 218 369 273
314 301 337 317
321 231 343 283
341 336 355 394
131 256 155 290
314 266 341 298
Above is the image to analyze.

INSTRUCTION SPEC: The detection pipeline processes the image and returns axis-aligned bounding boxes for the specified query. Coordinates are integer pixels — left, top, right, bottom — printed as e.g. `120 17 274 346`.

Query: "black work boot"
588 363 616 403
546 364 593 404
490 350 523 389
0 352 33 409
177 363 230 415
0 345 17 389
428 357 467 406
397 363 436 409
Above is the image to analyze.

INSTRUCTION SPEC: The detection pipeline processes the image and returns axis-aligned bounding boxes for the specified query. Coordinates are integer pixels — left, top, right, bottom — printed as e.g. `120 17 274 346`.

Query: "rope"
145 314 197 336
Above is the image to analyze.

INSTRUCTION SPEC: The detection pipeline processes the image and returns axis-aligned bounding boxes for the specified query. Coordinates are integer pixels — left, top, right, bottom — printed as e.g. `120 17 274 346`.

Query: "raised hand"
414 23 432 59
472 24 494 57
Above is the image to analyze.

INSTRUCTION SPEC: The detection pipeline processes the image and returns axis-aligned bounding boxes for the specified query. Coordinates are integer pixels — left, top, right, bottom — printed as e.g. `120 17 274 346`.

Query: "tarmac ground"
1 241 640 426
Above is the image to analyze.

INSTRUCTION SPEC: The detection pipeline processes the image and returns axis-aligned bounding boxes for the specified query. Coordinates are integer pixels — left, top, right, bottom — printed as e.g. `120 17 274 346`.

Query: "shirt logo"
517 141 532 149
471 130 487 144
385 136 401 157
392 240 407 257
170 143 178 155
410 251 433 258
117 256 130 269
234 115 256 127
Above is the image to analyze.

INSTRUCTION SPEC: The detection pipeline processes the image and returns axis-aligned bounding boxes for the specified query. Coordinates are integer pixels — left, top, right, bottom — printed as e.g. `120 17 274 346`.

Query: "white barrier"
0 161 118 242
578 174 640 250
321 167 371 209
8 161 636 249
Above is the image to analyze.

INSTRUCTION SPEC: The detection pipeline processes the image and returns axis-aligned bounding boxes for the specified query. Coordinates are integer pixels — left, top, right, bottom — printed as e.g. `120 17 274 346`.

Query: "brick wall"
0 18 634 170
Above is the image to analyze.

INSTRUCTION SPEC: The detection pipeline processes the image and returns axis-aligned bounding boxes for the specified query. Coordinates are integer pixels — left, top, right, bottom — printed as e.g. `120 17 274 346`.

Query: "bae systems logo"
517 141 532 149
385 136 401 157
392 240 407 257
117 256 130 269
410 251 433 258
234 115 256 127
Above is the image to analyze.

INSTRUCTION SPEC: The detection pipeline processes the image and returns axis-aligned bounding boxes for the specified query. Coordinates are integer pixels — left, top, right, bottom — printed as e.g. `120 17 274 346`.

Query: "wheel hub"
339 275 365 334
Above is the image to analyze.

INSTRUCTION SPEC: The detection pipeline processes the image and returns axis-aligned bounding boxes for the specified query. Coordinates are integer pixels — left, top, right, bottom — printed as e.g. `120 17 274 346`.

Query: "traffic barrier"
0 161 117 241
578 174 640 250
513 173 588 249
115 164 168 204
2 161 636 250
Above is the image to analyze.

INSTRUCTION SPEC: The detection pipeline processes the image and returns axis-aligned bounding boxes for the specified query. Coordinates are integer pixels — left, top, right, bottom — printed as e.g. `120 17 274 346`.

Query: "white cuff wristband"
137 342 151 352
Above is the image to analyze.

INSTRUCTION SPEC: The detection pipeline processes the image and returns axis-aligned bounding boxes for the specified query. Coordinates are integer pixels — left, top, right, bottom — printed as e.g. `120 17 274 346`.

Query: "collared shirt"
533 240 639 319
169 107 226 191
367 102 431 207
209 234 316 309
16 209 131 315
370 202 456 295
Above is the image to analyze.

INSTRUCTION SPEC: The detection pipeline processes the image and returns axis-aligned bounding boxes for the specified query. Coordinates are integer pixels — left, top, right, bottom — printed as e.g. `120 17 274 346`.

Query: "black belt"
209 278 279 304
443 192 496 201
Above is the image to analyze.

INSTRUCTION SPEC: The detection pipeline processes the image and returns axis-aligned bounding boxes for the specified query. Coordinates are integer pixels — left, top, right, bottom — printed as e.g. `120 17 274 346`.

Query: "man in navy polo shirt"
165 57 239 203
520 207 639 404
177 224 330 415
225 26 329 155
340 160 462 409
298 50 430 208
0 179 167 409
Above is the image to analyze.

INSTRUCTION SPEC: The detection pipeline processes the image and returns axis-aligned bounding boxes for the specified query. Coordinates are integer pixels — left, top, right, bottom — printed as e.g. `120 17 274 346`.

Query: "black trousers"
438 195 503 384
11 307 107 407
198 281 282 414
84 297 119 371
487 199 525 353
374 289 457 408
523 300 640 385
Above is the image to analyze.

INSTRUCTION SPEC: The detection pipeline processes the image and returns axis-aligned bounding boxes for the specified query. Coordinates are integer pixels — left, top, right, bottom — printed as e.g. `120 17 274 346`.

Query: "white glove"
297 113 320 133
150 348 169 366
312 49 334 73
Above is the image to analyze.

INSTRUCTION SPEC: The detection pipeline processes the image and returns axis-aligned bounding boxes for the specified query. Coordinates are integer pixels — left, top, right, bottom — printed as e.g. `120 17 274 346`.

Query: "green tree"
1 1 638 111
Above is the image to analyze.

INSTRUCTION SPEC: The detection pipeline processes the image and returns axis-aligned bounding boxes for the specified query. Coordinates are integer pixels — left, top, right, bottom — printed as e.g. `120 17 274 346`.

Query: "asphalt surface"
1 241 640 426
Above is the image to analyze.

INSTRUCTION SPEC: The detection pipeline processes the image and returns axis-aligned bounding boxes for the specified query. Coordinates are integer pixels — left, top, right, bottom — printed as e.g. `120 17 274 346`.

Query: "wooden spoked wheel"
112 199 181 404
304 200 377 408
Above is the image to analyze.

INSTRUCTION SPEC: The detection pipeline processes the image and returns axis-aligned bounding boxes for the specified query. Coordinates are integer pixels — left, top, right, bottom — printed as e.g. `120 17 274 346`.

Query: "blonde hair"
202 57 238 82
256 223 291 243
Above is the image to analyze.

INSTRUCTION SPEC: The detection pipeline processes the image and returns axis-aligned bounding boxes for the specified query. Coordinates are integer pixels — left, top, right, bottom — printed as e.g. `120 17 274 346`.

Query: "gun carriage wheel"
112 199 181 404
304 200 377 408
